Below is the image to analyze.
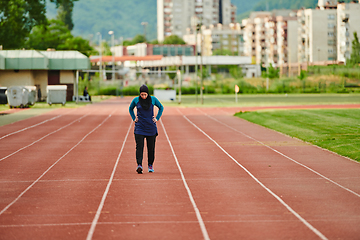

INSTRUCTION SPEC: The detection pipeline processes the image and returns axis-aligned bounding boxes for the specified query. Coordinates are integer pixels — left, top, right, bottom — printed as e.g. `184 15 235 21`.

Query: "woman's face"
140 92 148 99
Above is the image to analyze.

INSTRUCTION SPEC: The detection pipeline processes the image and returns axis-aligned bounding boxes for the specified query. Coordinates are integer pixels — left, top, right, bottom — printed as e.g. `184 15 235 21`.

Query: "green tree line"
0 0 95 56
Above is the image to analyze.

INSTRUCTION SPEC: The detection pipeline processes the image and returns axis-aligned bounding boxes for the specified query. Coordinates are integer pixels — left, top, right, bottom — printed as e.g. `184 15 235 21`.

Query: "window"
328 14 335 20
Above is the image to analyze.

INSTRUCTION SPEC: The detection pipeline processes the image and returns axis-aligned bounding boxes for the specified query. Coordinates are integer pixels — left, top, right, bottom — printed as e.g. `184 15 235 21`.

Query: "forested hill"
252 0 353 11
45 0 352 43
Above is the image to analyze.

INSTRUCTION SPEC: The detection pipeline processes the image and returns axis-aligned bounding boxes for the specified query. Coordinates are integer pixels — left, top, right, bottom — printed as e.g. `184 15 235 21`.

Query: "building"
242 10 295 66
183 23 244 56
110 43 196 57
140 55 261 78
276 15 298 67
0 50 90 101
337 1 360 63
242 12 272 65
297 5 338 63
157 0 237 42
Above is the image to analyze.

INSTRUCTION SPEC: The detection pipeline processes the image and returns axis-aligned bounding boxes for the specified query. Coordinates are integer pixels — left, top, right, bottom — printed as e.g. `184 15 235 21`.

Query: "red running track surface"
0 98 359 240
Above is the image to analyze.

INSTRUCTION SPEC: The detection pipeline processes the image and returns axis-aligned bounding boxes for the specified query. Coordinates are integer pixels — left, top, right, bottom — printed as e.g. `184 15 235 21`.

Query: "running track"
0 98 359 240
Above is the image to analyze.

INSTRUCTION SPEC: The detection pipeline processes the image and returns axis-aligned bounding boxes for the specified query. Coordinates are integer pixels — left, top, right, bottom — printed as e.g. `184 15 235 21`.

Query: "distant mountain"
46 0 157 43
252 0 353 11
45 0 352 44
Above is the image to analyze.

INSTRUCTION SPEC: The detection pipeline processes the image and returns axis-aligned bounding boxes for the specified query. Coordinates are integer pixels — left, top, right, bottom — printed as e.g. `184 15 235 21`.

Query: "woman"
129 84 164 174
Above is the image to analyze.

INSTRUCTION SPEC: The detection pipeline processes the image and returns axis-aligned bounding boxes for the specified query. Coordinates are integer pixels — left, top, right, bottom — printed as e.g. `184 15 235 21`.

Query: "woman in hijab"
129 84 164 174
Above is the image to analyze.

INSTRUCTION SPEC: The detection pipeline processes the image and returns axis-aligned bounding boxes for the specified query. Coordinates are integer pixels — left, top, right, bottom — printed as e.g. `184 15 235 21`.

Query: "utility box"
154 89 176 101
25 86 37 106
47 85 67 106
0 87 7 104
6 86 29 108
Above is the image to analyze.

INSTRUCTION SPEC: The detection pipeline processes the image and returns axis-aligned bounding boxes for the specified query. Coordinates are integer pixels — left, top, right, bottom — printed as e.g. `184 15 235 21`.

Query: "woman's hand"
135 116 138 122
152 116 157 123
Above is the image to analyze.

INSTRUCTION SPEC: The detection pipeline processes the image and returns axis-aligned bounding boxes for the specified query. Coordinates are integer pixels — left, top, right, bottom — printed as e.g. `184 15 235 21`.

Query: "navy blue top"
129 96 164 136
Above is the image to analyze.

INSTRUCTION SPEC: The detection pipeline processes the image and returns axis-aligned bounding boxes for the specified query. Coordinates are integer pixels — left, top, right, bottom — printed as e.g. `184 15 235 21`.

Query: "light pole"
97 32 102 80
191 15 199 103
141 22 148 42
109 30 115 81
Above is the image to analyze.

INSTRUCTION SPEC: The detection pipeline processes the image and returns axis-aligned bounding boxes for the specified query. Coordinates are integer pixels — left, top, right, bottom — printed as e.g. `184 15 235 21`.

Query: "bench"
72 95 91 102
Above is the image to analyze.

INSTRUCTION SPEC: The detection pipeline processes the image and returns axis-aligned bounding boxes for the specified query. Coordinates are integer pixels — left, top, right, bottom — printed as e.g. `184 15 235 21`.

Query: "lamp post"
97 32 102 80
141 22 148 42
230 23 235 56
191 15 199 103
109 30 115 81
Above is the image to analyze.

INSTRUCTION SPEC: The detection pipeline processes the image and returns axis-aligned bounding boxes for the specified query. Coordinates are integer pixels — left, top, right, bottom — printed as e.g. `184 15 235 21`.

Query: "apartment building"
157 0 237 42
242 12 271 64
297 6 337 63
202 23 243 56
337 1 360 63
242 10 295 66
276 16 298 67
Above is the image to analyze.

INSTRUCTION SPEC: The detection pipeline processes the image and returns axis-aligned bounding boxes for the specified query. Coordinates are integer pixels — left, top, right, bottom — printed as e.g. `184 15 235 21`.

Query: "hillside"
253 0 353 11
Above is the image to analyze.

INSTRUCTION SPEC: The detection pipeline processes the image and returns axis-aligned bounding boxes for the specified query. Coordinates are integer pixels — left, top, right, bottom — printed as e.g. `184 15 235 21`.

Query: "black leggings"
135 134 157 166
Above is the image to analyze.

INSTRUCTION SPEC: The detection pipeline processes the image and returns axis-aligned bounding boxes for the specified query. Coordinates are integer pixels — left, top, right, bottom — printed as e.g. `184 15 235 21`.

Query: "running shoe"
136 165 143 174
148 165 154 173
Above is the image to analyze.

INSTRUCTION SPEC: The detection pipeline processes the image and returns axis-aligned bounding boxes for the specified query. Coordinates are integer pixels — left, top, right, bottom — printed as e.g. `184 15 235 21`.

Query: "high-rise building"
297 6 337 63
242 10 295 66
337 1 360 63
157 0 237 42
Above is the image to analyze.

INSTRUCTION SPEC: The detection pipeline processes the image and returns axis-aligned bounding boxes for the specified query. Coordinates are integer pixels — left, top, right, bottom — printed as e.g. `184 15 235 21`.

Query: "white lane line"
199 109 360 198
0 112 91 163
0 114 63 140
86 121 133 240
179 110 328 240
160 119 211 240
0 111 116 216
2 217 360 228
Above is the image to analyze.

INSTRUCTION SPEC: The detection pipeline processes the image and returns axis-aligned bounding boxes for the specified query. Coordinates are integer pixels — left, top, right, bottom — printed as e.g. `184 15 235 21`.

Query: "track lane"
0 107 96 161
0 107 77 139
90 110 208 240
158 107 323 239
178 107 360 239
1 99 359 239
0 102 131 239
197 107 360 196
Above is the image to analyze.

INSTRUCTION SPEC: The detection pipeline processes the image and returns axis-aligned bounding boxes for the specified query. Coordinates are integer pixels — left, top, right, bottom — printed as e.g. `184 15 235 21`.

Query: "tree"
0 0 47 49
163 35 186 45
348 32 360 65
131 34 147 45
262 63 279 79
212 49 237 56
167 66 178 81
150 39 159 44
58 36 95 56
25 19 94 56
50 0 79 30
25 19 72 50
229 66 243 79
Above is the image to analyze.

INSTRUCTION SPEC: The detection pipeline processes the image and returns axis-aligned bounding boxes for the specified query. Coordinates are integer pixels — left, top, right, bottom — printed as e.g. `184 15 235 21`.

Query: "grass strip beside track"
235 109 360 162
163 93 360 107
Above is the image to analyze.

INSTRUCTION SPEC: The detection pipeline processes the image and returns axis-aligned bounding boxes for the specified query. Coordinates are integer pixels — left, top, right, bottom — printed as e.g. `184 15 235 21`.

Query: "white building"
337 1 360 63
242 10 295 66
183 23 244 56
157 0 237 42
297 6 337 63
276 15 298 67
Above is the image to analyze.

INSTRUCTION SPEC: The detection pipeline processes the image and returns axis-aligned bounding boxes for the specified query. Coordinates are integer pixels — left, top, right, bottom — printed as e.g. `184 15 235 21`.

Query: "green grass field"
235 109 360 162
163 93 360 107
